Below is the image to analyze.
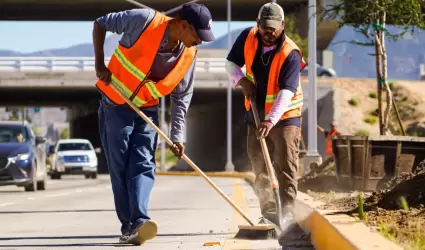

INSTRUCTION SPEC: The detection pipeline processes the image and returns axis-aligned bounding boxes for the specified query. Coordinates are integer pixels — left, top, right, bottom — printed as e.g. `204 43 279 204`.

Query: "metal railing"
0 57 230 73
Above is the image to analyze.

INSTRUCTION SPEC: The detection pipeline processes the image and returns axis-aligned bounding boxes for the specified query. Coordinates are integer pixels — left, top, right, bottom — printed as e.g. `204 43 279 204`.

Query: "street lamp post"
305 0 322 171
225 0 235 172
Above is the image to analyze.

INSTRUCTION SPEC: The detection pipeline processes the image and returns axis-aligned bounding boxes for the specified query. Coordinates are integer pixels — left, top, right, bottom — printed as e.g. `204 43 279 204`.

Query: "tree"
323 0 425 135
285 14 309 61
8 109 20 121
60 128 69 139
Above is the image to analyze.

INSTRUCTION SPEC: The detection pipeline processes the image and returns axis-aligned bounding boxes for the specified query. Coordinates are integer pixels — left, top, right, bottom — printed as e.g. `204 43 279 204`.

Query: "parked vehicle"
301 63 337 77
0 121 47 192
49 139 98 179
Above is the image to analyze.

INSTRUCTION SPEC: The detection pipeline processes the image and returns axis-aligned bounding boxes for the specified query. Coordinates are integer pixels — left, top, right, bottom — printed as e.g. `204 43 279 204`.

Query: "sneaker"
119 232 130 244
125 220 158 245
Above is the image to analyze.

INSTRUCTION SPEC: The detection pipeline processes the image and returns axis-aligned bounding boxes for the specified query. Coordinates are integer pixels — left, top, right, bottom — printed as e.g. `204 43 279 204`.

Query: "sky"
0 21 256 53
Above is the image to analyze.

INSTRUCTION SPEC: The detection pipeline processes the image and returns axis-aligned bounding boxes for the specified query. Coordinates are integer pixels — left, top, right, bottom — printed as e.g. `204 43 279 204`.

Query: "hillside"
309 77 425 137
327 25 425 80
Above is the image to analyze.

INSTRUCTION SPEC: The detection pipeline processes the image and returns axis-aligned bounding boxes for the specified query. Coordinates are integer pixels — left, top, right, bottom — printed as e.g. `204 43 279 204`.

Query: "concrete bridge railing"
0 57 232 74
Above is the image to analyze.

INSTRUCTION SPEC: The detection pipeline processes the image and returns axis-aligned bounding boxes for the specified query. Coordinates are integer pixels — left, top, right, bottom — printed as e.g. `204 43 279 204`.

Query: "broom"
107 82 278 240
240 99 285 232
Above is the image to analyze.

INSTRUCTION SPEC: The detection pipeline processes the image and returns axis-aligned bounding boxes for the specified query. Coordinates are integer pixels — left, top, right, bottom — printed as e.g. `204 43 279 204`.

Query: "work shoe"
119 232 130 244
124 220 158 245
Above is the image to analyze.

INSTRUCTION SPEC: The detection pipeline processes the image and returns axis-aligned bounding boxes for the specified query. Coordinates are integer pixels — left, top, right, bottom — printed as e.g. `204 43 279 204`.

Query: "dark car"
0 121 47 192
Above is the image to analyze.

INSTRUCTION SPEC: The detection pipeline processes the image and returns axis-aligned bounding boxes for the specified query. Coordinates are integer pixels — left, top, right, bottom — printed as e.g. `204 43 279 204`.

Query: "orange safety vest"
96 11 197 108
325 130 338 156
243 27 306 121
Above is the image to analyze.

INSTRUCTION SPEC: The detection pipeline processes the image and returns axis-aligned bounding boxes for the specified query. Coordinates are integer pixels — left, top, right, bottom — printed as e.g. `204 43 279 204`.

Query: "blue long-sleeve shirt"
96 8 195 142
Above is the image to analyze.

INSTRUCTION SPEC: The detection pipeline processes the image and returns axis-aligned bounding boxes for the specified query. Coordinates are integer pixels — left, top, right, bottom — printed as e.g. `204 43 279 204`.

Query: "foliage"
364 115 378 125
8 109 20 121
285 14 309 61
348 97 359 106
32 126 42 136
60 128 69 139
322 0 425 43
368 92 377 99
322 0 425 135
355 129 370 136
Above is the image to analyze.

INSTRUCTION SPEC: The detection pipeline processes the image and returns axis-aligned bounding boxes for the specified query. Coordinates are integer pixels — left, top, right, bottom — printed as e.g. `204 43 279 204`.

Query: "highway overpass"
0 0 339 51
0 56 335 173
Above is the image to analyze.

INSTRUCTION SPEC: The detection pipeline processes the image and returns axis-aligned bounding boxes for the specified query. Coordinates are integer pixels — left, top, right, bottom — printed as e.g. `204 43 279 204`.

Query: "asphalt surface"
0 174 315 250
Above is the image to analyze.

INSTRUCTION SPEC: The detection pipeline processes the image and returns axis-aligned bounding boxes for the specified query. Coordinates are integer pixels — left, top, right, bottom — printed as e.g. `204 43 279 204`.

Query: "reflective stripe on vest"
112 47 162 99
96 11 196 107
243 27 306 121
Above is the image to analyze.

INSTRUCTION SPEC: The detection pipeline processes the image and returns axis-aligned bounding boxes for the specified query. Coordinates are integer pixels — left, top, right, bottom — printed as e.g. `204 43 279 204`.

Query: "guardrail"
0 57 230 73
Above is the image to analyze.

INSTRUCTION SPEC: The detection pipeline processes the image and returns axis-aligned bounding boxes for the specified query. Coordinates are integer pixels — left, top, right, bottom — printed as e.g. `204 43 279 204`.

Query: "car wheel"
91 173 98 179
25 163 37 192
319 72 332 77
85 174 91 179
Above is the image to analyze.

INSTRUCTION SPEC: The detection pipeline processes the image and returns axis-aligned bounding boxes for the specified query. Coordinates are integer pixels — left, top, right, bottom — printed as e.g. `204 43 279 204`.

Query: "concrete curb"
157 171 403 250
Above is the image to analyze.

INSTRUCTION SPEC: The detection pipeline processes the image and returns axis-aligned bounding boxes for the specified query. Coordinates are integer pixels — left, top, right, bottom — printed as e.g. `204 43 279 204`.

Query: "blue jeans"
98 95 158 234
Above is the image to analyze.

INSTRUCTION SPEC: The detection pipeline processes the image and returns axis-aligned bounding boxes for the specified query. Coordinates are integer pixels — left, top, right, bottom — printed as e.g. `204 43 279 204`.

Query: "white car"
49 139 98 179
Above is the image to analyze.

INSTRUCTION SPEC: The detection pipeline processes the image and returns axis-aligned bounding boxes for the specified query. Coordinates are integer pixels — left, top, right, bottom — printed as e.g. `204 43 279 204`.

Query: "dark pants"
247 125 300 222
98 96 158 234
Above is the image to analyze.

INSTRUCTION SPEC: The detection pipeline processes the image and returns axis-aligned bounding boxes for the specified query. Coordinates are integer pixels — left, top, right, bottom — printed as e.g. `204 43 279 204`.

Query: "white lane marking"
45 192 71 197
28 197 35 200
0 202 15 207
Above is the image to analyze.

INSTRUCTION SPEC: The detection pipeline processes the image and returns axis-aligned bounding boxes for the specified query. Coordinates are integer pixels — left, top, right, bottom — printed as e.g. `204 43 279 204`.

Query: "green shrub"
369 109 379 117
355 129 370 136
348 97 359 106
364 116 378 125
368 92 377 99
388 81 395 90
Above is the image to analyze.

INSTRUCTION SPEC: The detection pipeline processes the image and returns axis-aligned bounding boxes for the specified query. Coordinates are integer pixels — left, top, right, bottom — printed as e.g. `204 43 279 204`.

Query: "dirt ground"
296 77 425 249
300 169 425 250
307 77 425 136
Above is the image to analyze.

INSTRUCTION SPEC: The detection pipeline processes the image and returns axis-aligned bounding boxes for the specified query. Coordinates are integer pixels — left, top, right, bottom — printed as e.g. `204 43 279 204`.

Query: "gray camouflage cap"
257 2 285 30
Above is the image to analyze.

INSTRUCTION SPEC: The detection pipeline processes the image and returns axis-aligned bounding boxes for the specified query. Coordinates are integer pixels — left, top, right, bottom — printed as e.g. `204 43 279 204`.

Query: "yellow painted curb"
298 210 357 250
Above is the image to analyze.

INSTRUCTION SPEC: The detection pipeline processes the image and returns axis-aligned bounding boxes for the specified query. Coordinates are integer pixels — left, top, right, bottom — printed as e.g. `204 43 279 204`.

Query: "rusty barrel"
332 135 425 191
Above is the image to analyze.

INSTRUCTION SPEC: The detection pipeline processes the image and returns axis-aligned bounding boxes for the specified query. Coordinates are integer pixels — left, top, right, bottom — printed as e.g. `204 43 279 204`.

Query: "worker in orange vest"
225 2 306 229
93 3 215 245
317 122 340 156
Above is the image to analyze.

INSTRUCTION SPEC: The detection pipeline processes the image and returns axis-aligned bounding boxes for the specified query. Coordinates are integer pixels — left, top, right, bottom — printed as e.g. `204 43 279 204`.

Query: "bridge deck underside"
0 0 305 21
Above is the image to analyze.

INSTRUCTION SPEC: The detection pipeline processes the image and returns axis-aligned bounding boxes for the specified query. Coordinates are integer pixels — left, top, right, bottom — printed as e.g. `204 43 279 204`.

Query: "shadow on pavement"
0 209 115 214
0 232 234 241
0 243 127 248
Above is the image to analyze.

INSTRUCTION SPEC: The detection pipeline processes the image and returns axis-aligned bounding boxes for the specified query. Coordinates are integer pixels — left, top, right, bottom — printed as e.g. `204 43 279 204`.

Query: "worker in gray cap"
225 2 306 230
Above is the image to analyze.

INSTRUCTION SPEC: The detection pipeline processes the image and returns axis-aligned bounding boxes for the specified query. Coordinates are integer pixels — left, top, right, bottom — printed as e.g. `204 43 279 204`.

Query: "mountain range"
1 25 425 80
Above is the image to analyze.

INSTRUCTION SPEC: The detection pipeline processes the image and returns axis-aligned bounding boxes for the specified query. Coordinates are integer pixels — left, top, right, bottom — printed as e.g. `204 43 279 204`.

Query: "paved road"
0 174 315 250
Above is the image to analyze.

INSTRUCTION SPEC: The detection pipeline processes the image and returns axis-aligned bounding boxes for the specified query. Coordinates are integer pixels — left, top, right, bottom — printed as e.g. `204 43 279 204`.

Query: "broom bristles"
234 226 278 240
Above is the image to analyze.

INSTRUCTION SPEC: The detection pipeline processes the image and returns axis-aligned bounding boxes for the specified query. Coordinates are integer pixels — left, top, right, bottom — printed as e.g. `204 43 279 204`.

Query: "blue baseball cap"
178 3 215 42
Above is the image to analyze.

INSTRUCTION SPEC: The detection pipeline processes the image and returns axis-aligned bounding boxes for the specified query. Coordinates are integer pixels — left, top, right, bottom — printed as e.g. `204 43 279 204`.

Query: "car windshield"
57 142 91 151
0 125 29 143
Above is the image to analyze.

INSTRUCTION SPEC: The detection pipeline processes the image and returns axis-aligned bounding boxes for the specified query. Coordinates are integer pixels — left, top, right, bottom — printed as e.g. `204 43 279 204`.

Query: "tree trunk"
374 19 384 135
380 12 392 135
